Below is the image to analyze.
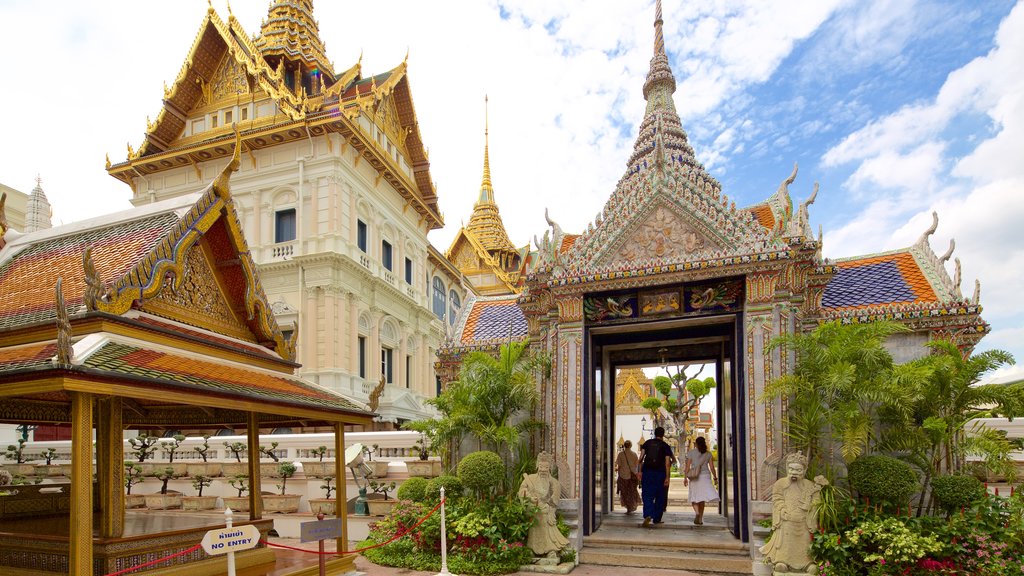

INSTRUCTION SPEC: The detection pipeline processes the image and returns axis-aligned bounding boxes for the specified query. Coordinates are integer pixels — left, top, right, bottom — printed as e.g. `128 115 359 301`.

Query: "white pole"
225 507 236 576
436 486 454 576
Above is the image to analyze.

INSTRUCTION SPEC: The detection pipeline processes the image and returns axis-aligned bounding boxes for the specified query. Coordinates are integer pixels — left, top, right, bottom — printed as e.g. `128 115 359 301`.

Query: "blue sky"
0 0 1021 380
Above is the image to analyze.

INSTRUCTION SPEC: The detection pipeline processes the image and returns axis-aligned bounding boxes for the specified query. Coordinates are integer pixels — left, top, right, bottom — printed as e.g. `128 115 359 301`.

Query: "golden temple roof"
255 0 334 79
465 99 517 255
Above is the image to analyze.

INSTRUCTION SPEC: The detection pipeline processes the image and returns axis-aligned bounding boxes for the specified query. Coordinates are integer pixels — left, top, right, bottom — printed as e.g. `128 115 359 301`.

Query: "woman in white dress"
683 436 718 525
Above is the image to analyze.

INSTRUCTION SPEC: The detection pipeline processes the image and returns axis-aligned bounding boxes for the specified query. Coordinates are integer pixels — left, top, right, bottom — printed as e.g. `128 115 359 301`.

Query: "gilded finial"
212 125 242 197
404 48 409 65
227 0 233 17
127 142 135 159
480 94 493 197
0 192 8 239
83 247 108 311
105 153 111 169
654 0 665 56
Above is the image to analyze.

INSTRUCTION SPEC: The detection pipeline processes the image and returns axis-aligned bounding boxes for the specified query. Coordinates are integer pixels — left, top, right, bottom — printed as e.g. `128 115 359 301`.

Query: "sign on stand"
301 517 344 543
201 524 261 555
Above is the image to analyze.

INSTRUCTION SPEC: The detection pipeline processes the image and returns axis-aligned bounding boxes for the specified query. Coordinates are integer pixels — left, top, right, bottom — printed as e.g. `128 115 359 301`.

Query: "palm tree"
764 320 915 471
882 340 1022 511
409 341 547 485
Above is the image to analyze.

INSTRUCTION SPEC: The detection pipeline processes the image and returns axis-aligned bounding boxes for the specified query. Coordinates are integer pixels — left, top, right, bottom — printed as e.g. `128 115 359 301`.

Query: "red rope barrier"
102 543 203 576
261 498 445 556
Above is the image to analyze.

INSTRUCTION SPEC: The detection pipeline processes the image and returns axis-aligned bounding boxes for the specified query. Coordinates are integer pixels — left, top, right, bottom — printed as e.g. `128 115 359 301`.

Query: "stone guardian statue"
518 451 569 562
759 452 828 575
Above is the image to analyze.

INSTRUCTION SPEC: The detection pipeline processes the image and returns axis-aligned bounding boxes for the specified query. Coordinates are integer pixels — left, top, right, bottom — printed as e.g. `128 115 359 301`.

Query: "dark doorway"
583 314 748 541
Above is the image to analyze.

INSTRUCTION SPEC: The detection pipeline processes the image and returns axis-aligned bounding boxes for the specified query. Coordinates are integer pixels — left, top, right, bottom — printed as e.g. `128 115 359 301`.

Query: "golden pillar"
69 391 94 575
334 422 347 551
246 412 263 520
97 397 124 537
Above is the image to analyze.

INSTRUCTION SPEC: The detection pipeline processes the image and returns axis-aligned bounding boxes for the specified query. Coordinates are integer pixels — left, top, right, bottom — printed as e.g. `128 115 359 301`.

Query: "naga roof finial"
953 257 962 299
940 238 955 263
917 211 939 246
55 278 72 367
0 192 8 240
82 247 109 311
212 126 242 197
973 279 981 305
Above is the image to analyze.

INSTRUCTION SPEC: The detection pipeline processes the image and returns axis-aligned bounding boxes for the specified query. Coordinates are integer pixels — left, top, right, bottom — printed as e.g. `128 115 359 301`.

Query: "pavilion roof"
444 294 528 352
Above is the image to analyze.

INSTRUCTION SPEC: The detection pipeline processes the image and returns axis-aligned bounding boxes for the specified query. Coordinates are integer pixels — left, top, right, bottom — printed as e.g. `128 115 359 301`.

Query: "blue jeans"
640 468 666 521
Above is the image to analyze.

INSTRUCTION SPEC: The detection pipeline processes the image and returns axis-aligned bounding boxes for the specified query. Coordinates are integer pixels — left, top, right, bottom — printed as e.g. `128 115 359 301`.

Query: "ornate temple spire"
479 95 494 205
255 0 334 78
25 175 53 233
466 96 517 255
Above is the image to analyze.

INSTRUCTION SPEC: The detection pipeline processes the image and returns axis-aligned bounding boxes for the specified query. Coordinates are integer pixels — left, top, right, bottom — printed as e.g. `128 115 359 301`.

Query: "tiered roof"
107 1 441 230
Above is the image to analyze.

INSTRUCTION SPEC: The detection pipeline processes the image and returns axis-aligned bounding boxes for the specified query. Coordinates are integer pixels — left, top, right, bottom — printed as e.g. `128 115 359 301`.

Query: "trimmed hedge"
397 476 430 502
458 451 505 497
848 454 919 508
931 474 986 513
425 475 464 504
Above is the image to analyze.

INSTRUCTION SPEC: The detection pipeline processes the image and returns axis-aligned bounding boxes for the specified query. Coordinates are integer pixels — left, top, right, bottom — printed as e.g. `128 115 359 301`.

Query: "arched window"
448 290 461 327
432 276 446 321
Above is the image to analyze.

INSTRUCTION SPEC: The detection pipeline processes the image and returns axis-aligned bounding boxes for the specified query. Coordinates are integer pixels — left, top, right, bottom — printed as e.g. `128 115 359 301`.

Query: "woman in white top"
683 436 719 525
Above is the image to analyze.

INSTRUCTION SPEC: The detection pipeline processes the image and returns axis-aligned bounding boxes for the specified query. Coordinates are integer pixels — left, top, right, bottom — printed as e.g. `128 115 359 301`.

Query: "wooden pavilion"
0 138 371 575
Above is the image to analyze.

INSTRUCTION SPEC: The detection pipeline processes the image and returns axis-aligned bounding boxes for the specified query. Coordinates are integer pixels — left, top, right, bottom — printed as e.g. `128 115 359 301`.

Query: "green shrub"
424 475 464 504
931 474 986 514
458 451 505 498
397 476 429 502
848 455 918 509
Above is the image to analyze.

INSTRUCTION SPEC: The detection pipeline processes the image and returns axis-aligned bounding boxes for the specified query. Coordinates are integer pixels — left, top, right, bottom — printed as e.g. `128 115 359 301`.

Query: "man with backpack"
637 426 674 527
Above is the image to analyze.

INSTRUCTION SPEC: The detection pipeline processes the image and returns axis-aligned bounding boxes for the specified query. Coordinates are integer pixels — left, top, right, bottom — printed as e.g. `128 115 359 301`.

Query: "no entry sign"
201 524 261 555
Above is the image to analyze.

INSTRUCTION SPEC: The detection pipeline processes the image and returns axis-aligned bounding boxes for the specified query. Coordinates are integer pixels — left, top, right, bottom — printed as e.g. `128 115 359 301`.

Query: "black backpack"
642 439 665 470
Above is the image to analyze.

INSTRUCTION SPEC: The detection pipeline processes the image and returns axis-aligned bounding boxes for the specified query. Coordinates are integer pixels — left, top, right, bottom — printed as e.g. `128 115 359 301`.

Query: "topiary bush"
458 451 505 499
397 476 429 502
424 475 464 504
848 454 919 509
931 474 986 514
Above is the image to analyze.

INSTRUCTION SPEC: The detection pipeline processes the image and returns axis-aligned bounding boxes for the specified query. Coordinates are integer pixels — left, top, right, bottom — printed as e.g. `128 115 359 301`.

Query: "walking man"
637 426 672 527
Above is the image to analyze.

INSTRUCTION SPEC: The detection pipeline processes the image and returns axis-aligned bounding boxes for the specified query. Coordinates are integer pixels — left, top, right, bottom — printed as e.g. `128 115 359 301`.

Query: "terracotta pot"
186 462 223 477
308 498 336 515
405 461 435 478
368 461 389 478
124 494 146 509
221 462 247 477
182 495 219 510
222 496 250 512
366 498 397 516
144 492 183 510
261 494 301 513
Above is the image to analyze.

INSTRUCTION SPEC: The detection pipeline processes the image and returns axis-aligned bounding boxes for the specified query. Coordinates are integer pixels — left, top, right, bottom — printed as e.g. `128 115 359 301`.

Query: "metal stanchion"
317 512 327 576
436 486 455 576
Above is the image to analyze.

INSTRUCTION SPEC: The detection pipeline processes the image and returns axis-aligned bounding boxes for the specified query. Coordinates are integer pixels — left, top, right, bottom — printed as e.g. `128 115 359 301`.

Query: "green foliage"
458 451 505 499
194 435 211 462
407 341 547 482
228 474 249 497
129 434 158 463
930 474 986 515
369 480 396 500
397 476 430 502
259 442 281 462
848 455 918 510
310 446 327 462
123 461 143 494
425 475 464 504
223 441 246 462
765 321 912 469
160 434 186 463
640 396 662 414
652 375 672 396
154 467 176 494
191 474 212 497
38 447 58 465
275 462 297 495
3 438 29 464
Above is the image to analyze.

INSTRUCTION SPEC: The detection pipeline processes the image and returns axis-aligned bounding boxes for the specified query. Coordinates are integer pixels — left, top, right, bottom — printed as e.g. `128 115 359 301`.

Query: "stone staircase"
580 511 752 574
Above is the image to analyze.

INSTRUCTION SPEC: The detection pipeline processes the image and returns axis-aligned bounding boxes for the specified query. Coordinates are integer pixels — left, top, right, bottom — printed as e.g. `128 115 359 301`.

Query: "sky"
1 0 1021 381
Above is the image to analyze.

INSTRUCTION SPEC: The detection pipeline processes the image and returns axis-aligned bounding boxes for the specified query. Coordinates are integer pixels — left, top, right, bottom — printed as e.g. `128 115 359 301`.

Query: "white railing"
271 242 295 259
11 430 426 465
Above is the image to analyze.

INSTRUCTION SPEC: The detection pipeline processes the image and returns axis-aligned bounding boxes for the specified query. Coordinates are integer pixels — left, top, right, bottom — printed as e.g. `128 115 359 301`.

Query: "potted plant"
182 475 218 510
308 476 337 515
302 446 328 478
405 433 434 477
128 434 159 476
187 435 221 478
222 441 247 477
124 461 145 508
261 462 300 513
259 442 282 478
35 447 63 477
160 434 188 476
144 467 182 509
366 479 397 516
363 444 389 478
222 474 250 512
3 439 35 476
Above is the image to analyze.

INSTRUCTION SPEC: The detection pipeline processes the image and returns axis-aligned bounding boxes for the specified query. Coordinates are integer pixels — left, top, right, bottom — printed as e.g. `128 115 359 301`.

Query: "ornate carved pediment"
601 203 721 268
451 240 480 270
143 243 255 342
203 52 251 107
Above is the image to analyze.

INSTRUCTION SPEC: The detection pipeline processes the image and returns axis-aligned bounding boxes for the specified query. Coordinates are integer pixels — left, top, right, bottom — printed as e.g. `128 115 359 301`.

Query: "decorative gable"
450 238 480 271
143 242 256 342
602 203 723 269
